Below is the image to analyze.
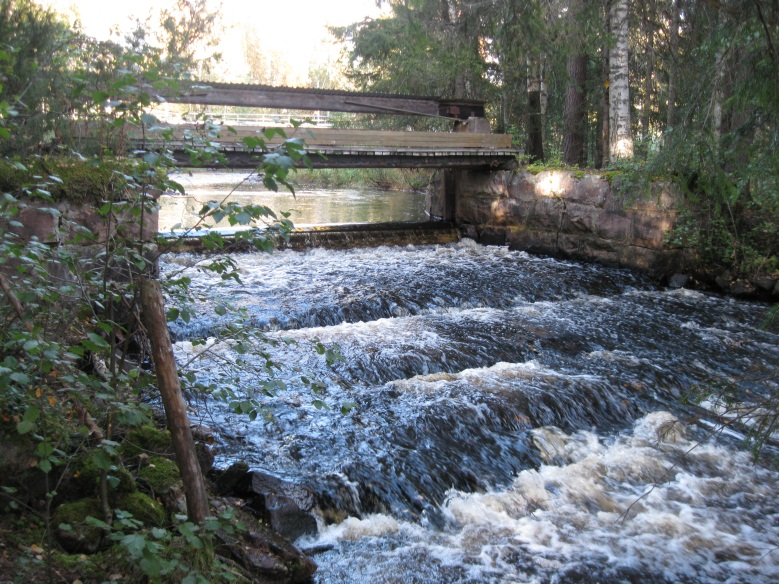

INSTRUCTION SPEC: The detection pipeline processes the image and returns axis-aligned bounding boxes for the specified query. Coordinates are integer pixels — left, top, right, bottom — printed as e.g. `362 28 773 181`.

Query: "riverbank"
430 168 779 301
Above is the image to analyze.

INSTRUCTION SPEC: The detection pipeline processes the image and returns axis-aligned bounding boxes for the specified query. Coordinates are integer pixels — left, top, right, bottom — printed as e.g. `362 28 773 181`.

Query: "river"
159 176 779 583
158 170 428 231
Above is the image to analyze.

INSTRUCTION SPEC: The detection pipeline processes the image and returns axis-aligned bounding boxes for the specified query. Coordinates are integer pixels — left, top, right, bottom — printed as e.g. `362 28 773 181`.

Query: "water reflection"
158 170 428 231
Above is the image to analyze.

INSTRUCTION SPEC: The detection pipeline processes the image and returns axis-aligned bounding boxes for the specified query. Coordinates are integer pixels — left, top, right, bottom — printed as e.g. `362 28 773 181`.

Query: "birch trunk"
609 0 634 160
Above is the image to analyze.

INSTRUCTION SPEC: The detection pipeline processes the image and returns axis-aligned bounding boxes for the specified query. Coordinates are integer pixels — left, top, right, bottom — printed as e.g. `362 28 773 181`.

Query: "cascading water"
162 240 779 583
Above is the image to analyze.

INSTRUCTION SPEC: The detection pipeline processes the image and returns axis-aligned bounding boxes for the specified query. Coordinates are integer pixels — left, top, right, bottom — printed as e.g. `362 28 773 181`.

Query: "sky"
44 0 384 82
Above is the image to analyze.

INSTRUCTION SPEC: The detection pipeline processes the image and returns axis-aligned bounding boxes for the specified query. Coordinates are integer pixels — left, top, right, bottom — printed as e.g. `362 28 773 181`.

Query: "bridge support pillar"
439 116 491 223
442 170 457 222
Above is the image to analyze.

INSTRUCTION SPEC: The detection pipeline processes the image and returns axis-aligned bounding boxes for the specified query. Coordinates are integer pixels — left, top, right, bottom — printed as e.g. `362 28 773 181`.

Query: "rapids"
161 240 779 583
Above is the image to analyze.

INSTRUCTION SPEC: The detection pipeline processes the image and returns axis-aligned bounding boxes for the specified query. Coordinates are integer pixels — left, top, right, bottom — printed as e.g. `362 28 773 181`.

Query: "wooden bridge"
142 83 519 171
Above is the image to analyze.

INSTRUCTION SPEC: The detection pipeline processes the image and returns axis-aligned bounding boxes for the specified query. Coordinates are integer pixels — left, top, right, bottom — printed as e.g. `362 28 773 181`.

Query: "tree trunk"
667 0 680 130
140 277 209 524
563 54 587 166
527 58 545 162
609 0 634 160
711 5 727 151
642 3 655 140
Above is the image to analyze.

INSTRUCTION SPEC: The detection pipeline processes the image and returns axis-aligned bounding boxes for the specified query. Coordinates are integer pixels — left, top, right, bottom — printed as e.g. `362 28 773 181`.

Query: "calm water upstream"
159 177 779 582
158 170 428 231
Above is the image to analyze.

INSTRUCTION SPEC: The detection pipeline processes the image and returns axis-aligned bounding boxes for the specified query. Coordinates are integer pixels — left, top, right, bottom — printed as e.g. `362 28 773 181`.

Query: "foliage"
333 1 777 276
0 0 73 155
0 1 341 580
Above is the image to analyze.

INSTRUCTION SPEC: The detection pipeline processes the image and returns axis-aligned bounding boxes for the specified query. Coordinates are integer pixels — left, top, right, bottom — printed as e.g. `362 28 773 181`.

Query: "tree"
562 0 588 167
608 0 633 160
526 57 546 162
242 28 293 86
0 0 73 155
666 0 679 130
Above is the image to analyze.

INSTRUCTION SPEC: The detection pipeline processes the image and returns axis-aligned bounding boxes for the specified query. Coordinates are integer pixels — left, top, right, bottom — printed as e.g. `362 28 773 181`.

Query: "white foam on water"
312 412 779 583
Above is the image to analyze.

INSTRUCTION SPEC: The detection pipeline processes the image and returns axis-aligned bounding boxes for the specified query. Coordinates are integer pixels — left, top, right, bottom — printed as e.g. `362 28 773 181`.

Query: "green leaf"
341 402 358 414
92 90 110 104
16 420 35 434
92 448 113 471
85 516 111 530
312 399 329 411
10 371 29 384
121 533 148 558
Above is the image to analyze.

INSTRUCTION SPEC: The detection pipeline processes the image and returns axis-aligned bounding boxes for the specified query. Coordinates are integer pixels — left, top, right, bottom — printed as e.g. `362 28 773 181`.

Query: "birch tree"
609 0 633 160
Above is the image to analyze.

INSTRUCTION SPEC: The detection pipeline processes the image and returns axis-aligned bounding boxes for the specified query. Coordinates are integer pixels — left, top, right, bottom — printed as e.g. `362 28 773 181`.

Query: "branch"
0 273 33 332
752 0 777 63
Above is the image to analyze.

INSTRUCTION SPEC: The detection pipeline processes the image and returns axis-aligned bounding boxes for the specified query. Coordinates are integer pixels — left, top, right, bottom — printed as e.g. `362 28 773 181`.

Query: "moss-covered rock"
69 454 137 498
121 425 175 459
137 456 181 492
115 491 167 527
52 498 105 554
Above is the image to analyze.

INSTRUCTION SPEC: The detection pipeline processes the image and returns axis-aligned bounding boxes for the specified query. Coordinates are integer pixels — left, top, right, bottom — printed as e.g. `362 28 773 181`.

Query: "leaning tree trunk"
140 277 209 524
609 0 634 160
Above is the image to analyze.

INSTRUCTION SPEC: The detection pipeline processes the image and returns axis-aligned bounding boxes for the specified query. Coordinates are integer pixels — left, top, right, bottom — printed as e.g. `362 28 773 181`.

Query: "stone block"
595 211 632 242
509 172 543 203
479 226 507 246
525 197 564 231
507 228 558 256
632 213 670 249
561 203 599 234
570 174 609 207
15 205 60 242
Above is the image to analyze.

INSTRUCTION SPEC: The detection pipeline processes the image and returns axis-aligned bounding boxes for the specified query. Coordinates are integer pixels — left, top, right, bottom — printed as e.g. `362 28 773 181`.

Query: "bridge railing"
143 125 513 150
148 108 331 127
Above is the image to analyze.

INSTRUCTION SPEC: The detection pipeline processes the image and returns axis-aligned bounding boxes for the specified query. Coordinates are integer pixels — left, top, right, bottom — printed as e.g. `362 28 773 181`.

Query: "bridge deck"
145 126 520 170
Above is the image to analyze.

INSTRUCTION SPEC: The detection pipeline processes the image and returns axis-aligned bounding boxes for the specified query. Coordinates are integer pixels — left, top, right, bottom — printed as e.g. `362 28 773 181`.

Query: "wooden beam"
165 83 485 120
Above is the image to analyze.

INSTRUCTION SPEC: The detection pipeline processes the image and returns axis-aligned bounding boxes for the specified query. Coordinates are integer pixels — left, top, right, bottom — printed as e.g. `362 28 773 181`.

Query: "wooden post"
140 277 209 524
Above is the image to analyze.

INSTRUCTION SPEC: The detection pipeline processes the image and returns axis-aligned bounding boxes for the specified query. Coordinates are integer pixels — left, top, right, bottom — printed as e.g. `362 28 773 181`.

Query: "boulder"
53 498 105 554
258 493 319 542
750 276 777 292
212 464 319 541
216 521 317 584
730 279 756 297
668 274 690 289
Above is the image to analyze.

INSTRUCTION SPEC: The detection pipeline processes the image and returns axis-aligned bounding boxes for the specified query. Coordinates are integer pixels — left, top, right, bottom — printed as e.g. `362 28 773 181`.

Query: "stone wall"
5 198 158 245
429 169 693 278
